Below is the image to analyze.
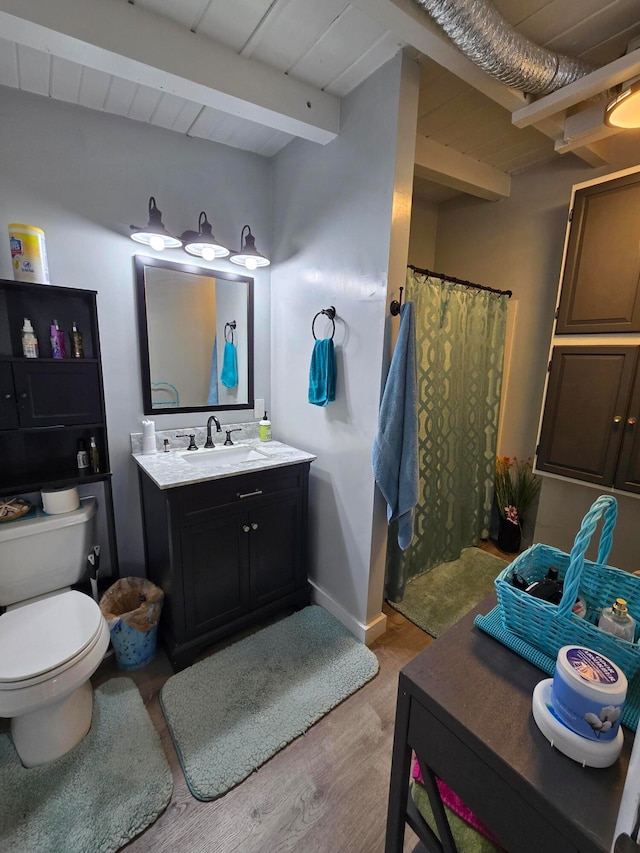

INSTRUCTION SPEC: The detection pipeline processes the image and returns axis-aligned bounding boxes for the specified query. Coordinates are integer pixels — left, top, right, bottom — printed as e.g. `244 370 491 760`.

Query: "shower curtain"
385 268 508 602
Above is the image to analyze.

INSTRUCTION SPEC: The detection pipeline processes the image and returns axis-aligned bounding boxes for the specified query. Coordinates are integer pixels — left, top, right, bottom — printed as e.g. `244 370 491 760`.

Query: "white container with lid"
551 645 627 742
9 224 50 284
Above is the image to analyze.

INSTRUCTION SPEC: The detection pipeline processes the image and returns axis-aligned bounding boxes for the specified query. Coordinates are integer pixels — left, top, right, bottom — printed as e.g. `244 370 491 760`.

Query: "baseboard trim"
309 580 387 646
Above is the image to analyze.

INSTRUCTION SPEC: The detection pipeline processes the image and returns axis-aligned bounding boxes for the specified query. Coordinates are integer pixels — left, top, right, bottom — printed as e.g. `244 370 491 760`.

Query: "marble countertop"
132 438 316 490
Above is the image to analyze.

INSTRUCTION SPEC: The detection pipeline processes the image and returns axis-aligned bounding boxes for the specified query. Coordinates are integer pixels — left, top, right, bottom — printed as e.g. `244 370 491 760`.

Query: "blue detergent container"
100 578 164 671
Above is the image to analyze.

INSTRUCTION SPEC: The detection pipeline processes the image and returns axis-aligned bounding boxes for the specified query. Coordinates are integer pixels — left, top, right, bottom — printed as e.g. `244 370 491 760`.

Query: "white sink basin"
178 444 271 470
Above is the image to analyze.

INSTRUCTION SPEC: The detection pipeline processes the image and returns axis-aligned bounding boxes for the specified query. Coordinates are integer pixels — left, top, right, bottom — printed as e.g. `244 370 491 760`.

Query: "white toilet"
0 497 110 767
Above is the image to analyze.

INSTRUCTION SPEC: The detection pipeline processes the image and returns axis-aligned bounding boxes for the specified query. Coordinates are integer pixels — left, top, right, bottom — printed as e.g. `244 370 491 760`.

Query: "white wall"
434 135 640 566
408 199 438 269
0 85 272 575
270 53 419 642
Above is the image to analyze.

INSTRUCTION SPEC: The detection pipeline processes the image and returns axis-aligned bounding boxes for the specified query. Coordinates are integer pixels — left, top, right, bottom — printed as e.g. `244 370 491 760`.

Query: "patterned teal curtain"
385 269 508 602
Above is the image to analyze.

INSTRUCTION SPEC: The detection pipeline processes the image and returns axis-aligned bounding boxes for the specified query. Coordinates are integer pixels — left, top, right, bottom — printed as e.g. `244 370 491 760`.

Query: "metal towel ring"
312 306 336 341
224 320 236 343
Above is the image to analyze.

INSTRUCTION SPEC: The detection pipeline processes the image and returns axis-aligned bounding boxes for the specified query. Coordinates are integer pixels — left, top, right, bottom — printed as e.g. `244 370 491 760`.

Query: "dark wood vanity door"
249 493 304 608
181 507 251 638
556 172 640 334
614 363 640 494
537 346 638 485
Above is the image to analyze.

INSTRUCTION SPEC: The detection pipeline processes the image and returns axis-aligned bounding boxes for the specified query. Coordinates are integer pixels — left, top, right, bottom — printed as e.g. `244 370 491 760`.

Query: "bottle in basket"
598 598 636 642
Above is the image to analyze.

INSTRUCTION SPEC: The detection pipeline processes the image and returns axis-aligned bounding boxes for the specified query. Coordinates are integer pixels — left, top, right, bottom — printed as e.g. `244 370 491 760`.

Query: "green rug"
0 678 172 853
387 547 508 638
160 605 379 801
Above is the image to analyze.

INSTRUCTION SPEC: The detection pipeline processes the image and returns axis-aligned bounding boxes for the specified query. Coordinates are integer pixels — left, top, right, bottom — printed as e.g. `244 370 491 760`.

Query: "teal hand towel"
371 301 418 551
220 341 238 388
308 338 336 406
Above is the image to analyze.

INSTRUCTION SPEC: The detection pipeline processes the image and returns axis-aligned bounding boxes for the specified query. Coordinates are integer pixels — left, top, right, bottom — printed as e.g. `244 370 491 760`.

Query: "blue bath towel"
308 338 336 406
371 302 418 550
207 335 219 405
220 341 238 389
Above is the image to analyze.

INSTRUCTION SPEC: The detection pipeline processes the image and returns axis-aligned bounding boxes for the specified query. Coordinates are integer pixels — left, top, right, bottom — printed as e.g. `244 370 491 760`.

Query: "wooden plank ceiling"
0 0 639 202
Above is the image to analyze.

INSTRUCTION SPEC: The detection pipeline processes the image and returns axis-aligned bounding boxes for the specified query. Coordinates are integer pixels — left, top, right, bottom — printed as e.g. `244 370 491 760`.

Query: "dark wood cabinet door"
249 494 303 608
181 508 251 638
556 172 640 334
537 346 638 485
615 363 640 494
0 362 18 430
13 360 102 426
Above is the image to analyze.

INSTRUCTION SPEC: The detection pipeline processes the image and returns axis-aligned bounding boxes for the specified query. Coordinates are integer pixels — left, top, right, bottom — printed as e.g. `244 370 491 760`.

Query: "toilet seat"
0 590 104 685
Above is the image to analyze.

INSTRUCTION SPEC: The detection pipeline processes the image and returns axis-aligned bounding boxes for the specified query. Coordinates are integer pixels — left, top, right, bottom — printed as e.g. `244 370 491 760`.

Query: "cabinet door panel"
0 362 18 429
13 361 102 426
557 174 640 334
615 366 640 494
182 511 250 638
250 495 303 607
537 347 637 485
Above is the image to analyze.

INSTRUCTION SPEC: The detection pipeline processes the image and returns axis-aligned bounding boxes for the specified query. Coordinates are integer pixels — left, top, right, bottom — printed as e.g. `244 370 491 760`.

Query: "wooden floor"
91 604 432 853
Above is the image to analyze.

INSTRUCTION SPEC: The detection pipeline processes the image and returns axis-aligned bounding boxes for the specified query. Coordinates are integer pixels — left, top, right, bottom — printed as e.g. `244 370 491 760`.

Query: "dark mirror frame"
135 255 254 415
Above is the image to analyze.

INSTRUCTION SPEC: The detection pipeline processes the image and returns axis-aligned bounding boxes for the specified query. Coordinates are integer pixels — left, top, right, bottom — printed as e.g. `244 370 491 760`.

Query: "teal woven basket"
495 495 640 683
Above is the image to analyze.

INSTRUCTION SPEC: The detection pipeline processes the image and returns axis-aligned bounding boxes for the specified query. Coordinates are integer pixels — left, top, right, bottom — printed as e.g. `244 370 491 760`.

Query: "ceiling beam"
512 48 640 129
351 0 527 112
0 0 339 144
414 135 511 201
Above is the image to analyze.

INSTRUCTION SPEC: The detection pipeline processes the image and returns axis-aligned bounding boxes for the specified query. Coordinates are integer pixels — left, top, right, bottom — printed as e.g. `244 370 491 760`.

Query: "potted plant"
493 456 542 553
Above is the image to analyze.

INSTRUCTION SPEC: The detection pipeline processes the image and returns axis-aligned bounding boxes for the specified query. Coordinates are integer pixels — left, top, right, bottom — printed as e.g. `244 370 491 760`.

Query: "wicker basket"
495 495 640 682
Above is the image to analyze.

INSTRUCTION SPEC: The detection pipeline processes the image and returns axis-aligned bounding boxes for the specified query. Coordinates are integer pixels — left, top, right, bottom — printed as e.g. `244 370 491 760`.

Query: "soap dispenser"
259 411 272 442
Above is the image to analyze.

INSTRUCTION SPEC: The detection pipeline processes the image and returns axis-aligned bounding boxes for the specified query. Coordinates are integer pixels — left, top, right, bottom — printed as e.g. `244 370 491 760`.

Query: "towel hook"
390 287 404 316
224 320 236 343
312 306 336 341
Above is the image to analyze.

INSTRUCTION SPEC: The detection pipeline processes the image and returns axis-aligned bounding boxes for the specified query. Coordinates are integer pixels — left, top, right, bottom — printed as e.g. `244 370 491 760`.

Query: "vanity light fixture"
605 79 640 128
130 197 183 251
180 211 230 261
229 225 270 270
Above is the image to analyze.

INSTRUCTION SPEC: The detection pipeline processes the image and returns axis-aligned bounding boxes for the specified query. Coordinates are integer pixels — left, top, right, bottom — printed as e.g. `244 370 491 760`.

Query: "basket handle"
558 495 618 617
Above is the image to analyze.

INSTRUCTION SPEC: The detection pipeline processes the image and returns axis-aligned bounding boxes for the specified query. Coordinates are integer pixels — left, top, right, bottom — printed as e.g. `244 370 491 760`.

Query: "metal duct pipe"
413 0 594 95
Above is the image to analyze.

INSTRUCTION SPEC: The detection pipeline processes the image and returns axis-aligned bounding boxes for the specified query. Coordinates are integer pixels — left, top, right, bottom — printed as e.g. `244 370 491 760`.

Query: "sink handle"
176 433 198 451
224 428 242 446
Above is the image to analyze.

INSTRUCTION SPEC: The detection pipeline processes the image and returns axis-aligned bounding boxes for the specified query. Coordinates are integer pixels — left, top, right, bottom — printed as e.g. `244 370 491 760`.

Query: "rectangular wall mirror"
135 255 254 414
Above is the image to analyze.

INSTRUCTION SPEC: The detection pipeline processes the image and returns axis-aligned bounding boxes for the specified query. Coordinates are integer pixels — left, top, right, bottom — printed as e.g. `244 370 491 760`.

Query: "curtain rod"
391 265 512 315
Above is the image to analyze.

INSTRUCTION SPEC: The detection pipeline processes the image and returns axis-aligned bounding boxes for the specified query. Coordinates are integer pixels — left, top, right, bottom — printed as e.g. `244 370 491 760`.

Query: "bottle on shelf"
21 318 39 358
76 438 89 473
69 322 84 358
598 598 636 642
49 319 66 359
89 436 100 474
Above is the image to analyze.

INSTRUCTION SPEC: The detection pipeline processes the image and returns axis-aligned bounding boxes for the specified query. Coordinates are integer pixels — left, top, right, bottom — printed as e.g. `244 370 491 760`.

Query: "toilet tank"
0 497 97 606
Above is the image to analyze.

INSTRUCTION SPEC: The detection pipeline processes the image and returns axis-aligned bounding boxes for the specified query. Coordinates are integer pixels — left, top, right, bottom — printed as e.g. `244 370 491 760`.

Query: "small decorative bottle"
89 435 100 474
69 322 85 358
49 319 66 358
21 318 39 358
77 438 89 473
598 598 636 642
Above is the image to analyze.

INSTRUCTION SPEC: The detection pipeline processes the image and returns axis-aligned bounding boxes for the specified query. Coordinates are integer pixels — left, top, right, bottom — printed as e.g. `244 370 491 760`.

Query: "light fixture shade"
181 212 229 260
229 225 270 269
130 197 182 250
605 80 640 128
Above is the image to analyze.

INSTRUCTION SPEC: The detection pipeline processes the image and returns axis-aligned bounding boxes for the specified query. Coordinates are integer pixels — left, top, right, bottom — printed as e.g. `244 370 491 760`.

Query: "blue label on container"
9 236 21 258
565 647 619 685
552 672 622 741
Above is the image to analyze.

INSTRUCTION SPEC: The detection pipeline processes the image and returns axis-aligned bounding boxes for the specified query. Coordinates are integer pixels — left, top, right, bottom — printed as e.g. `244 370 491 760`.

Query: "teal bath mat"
160 605 380 801
0 678 172 853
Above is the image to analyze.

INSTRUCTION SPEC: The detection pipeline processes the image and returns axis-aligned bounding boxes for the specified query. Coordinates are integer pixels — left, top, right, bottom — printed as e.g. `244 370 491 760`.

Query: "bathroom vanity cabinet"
138 461 311 670
0 278 118 571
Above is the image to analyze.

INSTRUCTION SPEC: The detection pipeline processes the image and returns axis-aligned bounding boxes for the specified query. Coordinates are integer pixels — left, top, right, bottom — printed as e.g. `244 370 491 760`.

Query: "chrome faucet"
205 415 222 448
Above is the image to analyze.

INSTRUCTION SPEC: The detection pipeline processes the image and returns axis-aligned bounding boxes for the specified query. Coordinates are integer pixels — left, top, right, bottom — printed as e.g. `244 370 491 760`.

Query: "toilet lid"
0 590 103 683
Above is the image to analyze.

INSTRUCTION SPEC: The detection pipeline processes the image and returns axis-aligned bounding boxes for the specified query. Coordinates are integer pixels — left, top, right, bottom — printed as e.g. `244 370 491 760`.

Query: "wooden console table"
386 595 633 853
